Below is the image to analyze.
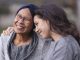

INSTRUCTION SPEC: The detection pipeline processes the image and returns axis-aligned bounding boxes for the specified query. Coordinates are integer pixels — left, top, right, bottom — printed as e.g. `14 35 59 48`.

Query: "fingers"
1 27 14 36
6 27 14 33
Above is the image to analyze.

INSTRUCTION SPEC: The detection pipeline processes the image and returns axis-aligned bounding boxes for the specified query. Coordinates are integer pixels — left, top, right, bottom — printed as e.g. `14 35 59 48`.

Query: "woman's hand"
1 27 14 36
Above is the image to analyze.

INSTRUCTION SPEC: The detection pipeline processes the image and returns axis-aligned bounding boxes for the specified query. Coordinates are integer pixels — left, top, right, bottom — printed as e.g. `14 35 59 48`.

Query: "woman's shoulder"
55 35 80 52
63 35 79 46
57 35 79 45
0 32 14 44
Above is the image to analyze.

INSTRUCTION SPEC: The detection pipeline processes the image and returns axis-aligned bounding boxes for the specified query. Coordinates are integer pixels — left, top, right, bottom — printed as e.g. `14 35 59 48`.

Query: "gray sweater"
0 33 80 60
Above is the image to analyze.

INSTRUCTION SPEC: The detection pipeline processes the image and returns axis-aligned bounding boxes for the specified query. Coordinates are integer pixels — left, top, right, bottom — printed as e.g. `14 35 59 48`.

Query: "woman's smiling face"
34 15 51 38
13 8 33 34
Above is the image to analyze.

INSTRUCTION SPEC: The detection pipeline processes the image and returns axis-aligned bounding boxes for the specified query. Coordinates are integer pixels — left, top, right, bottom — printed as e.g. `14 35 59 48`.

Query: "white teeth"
17 25 23 29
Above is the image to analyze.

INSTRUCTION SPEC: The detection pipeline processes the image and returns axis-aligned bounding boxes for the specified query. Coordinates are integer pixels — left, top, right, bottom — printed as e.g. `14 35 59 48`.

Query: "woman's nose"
35 27 39 33
18 19 24 23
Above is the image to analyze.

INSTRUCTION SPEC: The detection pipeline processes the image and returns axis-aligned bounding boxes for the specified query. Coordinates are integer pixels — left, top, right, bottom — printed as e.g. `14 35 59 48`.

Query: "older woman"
0 4 39 60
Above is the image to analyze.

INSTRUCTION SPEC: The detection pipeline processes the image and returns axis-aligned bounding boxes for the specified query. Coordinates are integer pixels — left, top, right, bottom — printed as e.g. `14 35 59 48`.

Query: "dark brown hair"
16 4 38 18
35 4 80 45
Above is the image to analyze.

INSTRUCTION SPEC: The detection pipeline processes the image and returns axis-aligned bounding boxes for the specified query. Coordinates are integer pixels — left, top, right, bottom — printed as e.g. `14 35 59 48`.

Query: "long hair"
35 4 80 45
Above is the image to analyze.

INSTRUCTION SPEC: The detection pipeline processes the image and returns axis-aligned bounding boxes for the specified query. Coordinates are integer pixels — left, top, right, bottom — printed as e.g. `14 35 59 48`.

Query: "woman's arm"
0 37 5 60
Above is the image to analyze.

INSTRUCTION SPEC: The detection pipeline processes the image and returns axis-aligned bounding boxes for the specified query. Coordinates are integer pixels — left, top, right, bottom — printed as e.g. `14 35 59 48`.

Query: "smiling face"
13 8 33 34
34 15 51 38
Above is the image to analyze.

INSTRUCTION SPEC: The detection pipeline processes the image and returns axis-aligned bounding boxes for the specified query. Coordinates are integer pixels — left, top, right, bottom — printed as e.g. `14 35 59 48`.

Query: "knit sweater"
0 33 80 60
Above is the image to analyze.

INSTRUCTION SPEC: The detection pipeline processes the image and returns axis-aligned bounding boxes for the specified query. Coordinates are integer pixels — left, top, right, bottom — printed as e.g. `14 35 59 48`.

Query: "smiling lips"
16 24 25 30
17 25 24 29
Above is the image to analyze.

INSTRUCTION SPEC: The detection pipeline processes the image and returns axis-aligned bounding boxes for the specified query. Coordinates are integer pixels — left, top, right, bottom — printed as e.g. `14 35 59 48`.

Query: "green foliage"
0 27 3 34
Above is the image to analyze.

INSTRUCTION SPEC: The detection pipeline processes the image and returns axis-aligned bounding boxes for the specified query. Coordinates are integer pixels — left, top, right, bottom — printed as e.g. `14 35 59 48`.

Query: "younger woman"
34 4 80 60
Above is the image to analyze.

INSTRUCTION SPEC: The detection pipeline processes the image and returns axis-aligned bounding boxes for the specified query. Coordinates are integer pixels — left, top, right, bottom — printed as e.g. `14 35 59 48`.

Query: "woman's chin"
14 29 25 34
41 35 49 39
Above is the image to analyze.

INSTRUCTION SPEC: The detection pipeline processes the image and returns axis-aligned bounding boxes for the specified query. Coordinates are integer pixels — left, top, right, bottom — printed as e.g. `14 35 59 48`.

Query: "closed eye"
34 23 38 26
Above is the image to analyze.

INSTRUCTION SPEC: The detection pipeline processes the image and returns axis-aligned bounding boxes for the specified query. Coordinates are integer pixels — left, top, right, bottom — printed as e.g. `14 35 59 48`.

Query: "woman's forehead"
18 8 32 17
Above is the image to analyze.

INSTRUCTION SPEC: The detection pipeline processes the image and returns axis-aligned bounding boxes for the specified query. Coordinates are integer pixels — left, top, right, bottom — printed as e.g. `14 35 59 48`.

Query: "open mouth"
15 25 25 31
17 25 24 29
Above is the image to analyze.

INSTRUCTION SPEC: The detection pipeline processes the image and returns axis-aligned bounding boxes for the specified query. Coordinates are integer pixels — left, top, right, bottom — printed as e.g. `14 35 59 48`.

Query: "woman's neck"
50 32 62 42
13 33 32 46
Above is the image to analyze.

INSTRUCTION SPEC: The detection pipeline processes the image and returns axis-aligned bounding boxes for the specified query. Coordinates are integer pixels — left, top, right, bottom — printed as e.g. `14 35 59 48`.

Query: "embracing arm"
1 27 13 36
0 37 5 60
0 27 13 60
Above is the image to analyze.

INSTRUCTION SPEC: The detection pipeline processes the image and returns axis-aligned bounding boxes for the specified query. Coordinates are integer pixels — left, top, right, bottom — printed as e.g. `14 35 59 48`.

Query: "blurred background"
0 0 80 34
